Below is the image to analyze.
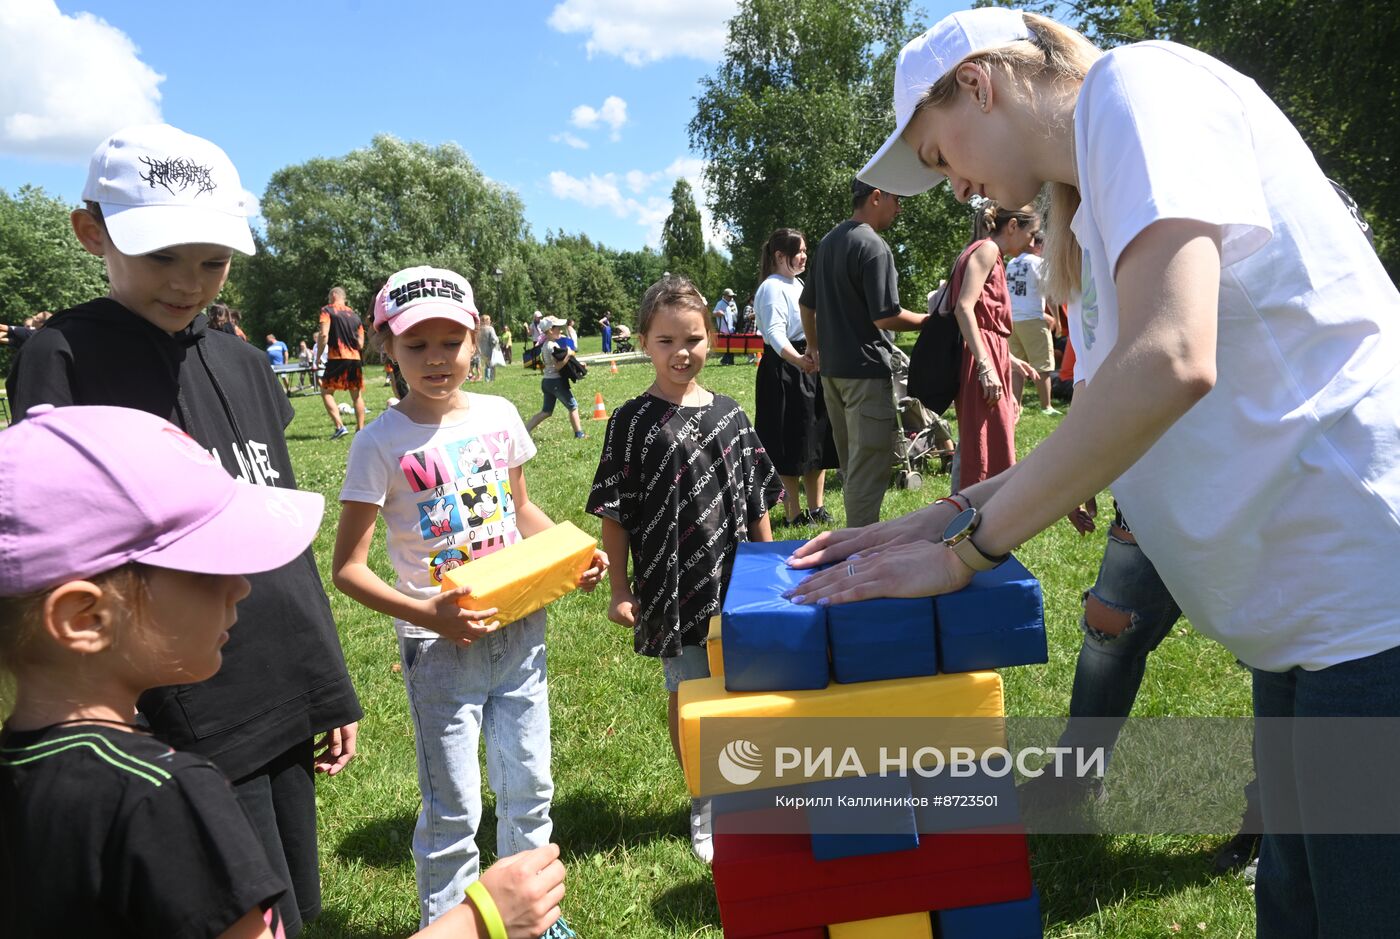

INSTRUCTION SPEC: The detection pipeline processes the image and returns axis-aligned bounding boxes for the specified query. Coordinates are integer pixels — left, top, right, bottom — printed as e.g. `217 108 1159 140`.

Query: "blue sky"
0 0 959 252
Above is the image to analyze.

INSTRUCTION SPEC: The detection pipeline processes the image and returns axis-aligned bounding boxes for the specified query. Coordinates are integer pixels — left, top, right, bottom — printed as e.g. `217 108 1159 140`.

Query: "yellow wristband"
464 880 507 939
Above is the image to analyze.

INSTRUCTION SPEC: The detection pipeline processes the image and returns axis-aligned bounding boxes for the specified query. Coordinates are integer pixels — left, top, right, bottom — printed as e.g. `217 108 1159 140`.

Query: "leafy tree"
610 247 668 324
234 135 530 342
981 0 1399 278
660 179 706 285
690 0 971 305
0 186 107 326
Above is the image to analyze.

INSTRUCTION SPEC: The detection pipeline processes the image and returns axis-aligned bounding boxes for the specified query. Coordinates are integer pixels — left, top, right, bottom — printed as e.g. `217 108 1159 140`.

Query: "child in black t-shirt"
586 275 776 863
4 122 362 936
0 406 569 939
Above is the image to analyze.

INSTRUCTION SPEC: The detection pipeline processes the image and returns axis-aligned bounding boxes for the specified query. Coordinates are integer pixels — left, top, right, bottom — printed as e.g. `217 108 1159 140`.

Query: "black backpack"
907 264 963 415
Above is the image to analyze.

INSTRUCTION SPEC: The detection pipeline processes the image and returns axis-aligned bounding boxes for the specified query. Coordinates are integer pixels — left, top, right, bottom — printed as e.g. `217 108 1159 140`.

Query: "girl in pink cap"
0 404 571 939
789 8 1400 935
333 266 603 936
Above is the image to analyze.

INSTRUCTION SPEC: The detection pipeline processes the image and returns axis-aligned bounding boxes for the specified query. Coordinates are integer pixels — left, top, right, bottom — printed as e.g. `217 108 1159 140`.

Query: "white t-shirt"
712 299 736 333
754 274 804 352
1067 41 1400 671
1004 253 1046 323
339 395 538 638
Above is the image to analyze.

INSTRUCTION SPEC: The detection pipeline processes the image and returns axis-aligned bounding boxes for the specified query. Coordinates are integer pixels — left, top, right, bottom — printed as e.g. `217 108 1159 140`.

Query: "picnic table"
273 362 321 396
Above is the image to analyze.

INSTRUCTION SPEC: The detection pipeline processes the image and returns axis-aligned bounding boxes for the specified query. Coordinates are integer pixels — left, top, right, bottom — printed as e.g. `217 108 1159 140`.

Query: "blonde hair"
917 12 1101 306
0 565 151 680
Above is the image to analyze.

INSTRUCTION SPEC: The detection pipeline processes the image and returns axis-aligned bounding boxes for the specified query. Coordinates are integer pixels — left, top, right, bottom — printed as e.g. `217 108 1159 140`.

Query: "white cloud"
551 132 590 150
569 95 628 141
0 0 164 161
549 156 725 250
547 171 629 216
547 0 739 66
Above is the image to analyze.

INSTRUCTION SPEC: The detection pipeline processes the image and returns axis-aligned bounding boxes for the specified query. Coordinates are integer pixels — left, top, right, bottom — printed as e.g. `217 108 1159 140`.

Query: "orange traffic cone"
592 392 608 420
609 359 619 374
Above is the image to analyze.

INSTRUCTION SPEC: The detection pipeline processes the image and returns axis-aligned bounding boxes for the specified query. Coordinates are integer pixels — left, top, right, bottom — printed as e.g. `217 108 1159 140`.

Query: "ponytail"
759 228 806 280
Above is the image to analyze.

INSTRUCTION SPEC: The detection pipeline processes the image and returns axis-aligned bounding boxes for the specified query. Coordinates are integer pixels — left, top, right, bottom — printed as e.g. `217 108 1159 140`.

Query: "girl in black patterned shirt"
586 275 776 863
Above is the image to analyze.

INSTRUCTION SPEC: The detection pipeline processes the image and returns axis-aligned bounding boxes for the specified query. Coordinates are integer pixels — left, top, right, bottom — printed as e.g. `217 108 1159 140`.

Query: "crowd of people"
3 6 1398 938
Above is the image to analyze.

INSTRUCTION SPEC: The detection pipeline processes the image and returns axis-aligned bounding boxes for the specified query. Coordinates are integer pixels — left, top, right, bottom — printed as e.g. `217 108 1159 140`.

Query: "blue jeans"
1058 523 1182 763
662 643 711 693
399 611 554 925
539 377 577 414
1252 643 1400 937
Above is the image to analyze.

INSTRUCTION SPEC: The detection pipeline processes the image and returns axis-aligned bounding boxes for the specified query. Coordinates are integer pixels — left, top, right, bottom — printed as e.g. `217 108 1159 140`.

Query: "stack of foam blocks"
677 542 1048 938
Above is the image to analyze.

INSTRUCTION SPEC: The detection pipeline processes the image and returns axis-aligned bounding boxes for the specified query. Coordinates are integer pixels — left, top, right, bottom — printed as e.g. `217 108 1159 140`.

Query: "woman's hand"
786 540 976 606
415 586 500 645
1010 356 1041 382
577 549 608 592
976 358 1004 405
787 501 961 570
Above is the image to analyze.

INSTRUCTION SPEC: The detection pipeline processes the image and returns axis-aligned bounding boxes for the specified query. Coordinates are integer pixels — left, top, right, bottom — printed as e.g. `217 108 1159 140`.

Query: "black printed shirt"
587 392 775 656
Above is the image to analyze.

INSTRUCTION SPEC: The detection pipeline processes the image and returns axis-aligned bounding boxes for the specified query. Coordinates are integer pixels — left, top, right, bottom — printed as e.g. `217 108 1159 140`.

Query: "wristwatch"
941 506 1009 572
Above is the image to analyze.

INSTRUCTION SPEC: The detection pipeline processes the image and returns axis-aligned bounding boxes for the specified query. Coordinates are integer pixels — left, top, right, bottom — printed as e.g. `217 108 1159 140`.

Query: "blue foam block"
910 766 1021 833
807 774 920 861
721 541 830 692
934 556 1047 673
827 596 937 684
937 885 1042 938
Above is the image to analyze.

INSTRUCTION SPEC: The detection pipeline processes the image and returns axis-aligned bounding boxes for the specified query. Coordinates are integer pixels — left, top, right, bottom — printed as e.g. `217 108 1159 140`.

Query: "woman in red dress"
949 202 1040 491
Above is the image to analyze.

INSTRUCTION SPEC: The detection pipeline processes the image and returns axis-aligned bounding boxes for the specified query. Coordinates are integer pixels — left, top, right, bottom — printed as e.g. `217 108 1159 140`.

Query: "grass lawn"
288 338 1256 938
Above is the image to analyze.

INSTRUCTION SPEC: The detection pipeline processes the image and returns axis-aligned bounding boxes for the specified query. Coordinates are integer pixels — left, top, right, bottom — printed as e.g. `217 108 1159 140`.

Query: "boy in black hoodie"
6 123 362 938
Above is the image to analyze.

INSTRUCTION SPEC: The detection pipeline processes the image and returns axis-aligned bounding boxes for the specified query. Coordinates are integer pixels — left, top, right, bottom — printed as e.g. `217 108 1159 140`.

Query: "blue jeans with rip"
1252 642 1400 938
399 610 554 926
1057 521 1182 765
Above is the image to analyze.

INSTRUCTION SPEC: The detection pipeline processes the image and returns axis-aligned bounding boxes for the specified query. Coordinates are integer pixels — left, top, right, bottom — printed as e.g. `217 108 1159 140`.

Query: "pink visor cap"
0 405 324 595
858 7 1032 196
372 266 480 335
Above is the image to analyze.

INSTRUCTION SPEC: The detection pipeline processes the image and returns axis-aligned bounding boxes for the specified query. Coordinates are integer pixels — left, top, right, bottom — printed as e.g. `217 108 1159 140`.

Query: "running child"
332 266 604 931
5 123 361 936
0 405 573 939
586 274 777 863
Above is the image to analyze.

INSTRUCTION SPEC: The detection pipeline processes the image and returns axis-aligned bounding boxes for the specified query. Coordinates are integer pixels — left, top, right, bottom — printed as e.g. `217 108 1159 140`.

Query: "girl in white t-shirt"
789 8 1400 934
332 266 604 934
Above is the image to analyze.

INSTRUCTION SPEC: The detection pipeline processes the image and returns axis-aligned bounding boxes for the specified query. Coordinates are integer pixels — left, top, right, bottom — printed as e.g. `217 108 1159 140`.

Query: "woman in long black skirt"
753 228 839 526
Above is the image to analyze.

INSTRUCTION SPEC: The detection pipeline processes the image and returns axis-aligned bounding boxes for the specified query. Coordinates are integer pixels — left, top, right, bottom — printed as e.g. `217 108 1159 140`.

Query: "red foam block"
713 813 1031 938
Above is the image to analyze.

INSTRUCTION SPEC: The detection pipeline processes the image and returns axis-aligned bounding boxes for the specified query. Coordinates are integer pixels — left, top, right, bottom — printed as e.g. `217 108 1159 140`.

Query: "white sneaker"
1042 406 1062 416
689 797 714 864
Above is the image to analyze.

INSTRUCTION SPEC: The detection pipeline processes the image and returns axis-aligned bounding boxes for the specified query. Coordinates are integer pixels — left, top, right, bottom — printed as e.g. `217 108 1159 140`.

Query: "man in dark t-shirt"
799 178 928 527
316 286 366 440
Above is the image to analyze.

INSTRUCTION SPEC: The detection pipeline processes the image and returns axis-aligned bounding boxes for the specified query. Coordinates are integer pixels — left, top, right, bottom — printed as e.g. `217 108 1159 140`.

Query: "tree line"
0 137 736 348
692 0 1397 293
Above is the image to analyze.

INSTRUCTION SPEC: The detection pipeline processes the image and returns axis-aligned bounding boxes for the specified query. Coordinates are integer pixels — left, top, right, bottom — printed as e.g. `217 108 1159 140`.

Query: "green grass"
290 338 1255 938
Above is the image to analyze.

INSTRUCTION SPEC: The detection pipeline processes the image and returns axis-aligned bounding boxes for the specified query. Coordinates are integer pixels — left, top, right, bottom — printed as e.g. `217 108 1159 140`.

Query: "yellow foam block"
706 615 723 678
829 912 934 939
441 522 596 626
678 670 1005 796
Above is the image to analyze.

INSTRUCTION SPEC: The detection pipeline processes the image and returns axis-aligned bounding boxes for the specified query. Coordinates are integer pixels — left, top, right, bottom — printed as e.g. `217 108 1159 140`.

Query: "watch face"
943 506 979 544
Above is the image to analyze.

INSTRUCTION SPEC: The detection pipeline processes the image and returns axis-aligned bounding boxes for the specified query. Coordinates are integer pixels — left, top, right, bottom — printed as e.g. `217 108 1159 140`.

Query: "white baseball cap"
83 123 256 256
857 8 1032 197
372 266 479 335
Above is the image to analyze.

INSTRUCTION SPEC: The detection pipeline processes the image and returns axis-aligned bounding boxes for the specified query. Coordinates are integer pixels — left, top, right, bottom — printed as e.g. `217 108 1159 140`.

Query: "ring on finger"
846 562 856 577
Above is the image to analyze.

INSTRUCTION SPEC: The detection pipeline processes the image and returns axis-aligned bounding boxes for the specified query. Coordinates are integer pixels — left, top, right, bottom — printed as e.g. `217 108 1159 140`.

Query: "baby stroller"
613 324 634 354
890 346 956 490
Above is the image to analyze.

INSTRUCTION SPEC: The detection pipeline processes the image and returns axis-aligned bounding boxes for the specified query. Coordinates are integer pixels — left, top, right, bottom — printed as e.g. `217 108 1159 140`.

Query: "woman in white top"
752 228 837 526
788 9 1400 934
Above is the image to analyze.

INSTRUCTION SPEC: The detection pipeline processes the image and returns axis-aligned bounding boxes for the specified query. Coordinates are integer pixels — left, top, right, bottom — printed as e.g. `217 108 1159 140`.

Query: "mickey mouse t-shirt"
340 395 537 639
